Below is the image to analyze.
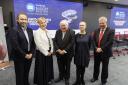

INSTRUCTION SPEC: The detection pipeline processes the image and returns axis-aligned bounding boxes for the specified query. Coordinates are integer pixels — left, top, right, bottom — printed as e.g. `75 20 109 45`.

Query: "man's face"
17 14 28 28
38 19 47 28
99 20 107 29
79 22 86 31
60 23 68 32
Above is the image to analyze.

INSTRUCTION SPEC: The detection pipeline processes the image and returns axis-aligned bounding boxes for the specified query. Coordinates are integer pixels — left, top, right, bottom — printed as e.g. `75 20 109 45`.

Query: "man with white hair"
54 20 75 85
90 16 115 85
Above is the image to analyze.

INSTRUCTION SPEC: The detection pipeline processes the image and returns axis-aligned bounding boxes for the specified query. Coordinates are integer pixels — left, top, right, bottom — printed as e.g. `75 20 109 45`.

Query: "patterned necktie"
98 30 104 47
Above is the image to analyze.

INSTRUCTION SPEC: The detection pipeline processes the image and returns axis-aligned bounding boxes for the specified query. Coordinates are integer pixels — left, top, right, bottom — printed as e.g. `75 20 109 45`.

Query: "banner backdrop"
0 7 9 61
110 7 128 34
14 0 83 31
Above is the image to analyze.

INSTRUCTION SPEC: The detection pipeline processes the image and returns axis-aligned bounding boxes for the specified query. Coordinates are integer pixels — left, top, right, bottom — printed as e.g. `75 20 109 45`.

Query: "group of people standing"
9 13 115 85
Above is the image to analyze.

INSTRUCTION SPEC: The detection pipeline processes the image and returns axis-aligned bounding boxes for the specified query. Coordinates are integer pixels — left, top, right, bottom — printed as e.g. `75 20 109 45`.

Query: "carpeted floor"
0 55 128 85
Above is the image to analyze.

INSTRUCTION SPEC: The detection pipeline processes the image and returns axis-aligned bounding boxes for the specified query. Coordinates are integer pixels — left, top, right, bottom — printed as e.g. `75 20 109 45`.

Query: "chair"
122 31 128 54
113 32 125 56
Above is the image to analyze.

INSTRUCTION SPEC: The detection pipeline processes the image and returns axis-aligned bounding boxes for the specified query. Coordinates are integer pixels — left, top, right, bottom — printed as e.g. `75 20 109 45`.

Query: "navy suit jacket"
10 26 35 61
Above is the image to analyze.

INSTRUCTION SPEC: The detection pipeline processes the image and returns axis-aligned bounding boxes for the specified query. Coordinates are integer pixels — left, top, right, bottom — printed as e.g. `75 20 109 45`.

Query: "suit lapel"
18 27 29 44
96 29 100 43
26 28 31 43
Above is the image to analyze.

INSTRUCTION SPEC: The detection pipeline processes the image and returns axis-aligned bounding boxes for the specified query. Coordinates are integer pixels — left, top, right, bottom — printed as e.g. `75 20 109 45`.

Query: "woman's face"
79 22 86 31
38 19 47 28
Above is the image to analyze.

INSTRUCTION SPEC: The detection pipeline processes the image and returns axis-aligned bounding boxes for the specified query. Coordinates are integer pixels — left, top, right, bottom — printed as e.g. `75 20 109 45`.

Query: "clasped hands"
56 49 65 55
96 48 103 53
25 53 32 59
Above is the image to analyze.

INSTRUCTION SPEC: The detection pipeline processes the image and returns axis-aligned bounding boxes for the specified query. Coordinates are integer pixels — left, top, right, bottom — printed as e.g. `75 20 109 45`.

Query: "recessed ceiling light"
114 0 119 1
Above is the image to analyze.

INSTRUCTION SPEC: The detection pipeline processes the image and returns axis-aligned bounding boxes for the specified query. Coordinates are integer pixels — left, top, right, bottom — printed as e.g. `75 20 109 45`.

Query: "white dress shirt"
62 32 66 40
33 28 53 56
22 27 30 51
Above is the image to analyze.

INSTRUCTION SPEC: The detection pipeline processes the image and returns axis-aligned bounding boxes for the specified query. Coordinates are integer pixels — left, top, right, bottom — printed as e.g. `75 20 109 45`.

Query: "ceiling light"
114 0 119 1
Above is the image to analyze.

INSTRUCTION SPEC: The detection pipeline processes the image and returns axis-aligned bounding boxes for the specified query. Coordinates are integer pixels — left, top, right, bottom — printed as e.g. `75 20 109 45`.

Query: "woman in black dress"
73 21 91 85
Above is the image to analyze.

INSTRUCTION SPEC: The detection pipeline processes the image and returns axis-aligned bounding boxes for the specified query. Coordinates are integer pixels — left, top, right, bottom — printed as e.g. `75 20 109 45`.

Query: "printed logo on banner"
113 11 126 26
14 0 83 30
26 3 35 12
62 9 77 23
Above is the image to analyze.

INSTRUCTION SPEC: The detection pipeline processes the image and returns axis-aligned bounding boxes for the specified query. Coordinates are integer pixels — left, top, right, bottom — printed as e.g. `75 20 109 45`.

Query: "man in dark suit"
91 16 115 85
10 13 35 85
54 20 75 85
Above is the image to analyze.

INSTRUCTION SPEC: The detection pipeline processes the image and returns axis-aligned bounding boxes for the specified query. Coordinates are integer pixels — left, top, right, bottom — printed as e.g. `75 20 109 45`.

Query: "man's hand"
59 50 65 55
56 49 65 55
56 49 61 53
96 48 103 53
25 53 32 59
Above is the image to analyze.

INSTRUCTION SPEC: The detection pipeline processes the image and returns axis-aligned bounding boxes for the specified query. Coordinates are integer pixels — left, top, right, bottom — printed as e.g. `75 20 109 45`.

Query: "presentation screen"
110 7 128 34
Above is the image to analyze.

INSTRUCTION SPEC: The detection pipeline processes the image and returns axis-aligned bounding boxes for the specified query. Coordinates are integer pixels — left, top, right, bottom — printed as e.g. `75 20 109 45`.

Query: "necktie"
45 31 51 51
98 30 104 47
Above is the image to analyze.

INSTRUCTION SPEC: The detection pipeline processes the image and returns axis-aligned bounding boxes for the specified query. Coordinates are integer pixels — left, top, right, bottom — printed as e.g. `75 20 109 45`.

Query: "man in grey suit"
54 20 75 85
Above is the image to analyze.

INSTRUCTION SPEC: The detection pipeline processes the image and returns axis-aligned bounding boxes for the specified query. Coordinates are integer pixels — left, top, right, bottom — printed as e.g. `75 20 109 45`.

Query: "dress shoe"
81 80 85 85
54 78 63 83
48 80 54 85
90 78 98 83
65 79 69 85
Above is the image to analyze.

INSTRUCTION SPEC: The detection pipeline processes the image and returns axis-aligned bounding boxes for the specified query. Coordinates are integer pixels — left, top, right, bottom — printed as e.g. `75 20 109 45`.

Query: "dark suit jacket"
54 29 75 57
10 26 35 61
93 27 115 57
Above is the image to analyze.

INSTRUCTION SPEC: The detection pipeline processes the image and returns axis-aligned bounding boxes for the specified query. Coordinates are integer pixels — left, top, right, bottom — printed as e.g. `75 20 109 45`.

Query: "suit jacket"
54 29 75 57
93 27 115 57
10 26 35 61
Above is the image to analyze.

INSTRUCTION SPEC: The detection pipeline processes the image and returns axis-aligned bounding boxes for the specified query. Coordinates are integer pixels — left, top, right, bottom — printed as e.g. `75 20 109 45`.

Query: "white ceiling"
90 0 128 5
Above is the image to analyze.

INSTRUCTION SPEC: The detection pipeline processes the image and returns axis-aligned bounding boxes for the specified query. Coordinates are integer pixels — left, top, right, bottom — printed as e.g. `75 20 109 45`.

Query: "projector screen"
110 7 128 34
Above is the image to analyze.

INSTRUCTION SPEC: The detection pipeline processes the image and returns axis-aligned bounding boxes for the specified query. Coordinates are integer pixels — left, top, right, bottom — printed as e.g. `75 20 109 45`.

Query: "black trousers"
93 53 110 83
76 65 86 82
14 59 32 85
57 55 72 80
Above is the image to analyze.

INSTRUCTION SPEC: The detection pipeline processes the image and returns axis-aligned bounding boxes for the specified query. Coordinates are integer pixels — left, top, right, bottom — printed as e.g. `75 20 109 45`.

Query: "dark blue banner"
14 0 83 30
110 7 128 29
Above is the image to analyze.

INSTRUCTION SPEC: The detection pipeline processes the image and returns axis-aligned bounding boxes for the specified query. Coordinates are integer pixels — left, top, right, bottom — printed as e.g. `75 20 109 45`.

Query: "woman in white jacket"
33 17 54 85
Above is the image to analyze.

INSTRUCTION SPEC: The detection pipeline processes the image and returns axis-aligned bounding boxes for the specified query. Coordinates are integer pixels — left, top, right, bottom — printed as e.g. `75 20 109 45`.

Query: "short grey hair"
60 19 69 26
98 16 107 22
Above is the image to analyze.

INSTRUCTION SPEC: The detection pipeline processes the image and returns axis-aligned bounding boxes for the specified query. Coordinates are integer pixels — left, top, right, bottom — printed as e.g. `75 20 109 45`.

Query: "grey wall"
83 2 111 33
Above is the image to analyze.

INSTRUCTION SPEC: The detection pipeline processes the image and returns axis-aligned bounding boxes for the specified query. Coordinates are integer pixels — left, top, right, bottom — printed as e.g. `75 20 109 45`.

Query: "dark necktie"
98 30 104 47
